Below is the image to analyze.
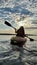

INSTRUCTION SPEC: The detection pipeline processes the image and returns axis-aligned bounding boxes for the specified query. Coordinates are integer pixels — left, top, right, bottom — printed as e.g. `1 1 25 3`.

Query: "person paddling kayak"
11 26 27 63
11 26 27 47
15 26 25 37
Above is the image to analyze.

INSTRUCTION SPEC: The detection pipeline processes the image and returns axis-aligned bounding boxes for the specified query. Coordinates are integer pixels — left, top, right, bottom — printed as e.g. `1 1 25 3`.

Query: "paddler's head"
19 26 24 30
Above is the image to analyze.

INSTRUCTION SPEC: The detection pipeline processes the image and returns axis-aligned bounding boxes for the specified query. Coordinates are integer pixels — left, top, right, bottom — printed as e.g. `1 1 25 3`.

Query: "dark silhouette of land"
0 33 16 35
0 33 37 36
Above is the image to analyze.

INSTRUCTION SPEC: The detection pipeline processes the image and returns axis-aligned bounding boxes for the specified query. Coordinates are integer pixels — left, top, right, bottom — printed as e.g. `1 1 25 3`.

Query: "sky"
0 0 37 33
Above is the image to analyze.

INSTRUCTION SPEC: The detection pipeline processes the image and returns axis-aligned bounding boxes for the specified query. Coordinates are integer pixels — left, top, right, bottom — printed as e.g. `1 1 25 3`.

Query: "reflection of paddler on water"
11 26 27 47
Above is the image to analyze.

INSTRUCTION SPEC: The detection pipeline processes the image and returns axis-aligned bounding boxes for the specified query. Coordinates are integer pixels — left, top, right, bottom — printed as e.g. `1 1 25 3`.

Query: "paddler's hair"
16 26 25 37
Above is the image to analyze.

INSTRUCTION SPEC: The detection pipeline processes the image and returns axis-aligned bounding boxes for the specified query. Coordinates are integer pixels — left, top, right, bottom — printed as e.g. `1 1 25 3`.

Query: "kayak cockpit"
10 36 27 47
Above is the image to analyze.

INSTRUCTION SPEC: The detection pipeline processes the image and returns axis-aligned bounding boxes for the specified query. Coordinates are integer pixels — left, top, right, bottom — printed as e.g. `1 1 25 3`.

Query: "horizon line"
0 33 37 36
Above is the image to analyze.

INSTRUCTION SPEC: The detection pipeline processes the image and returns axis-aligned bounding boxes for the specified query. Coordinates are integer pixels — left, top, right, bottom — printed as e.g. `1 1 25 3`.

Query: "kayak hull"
10 37 27 47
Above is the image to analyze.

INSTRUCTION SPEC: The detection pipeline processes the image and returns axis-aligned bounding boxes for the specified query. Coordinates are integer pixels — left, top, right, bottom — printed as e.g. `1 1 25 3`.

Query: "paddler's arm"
24 34 30 39
24 34 28 37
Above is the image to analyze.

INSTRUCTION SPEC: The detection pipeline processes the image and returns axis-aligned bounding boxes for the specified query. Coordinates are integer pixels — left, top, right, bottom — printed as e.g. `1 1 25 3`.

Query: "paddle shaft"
5 21 34 41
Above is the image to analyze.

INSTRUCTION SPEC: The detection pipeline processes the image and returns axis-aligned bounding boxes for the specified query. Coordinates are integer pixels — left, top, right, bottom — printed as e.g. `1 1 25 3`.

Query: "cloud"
0 6 34 26
0 0 37 9
0 19 4 23
0 7 33 15
0 0 34 18
0 0 37 30
10 6 33 15
32 21 37 24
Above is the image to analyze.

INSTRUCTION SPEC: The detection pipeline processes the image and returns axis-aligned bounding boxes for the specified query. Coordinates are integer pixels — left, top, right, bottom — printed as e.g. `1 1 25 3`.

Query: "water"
0 35 37 65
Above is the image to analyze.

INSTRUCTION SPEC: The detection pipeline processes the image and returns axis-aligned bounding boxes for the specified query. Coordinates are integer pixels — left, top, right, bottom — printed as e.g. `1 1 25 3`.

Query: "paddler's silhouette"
11 26 27 47
15 26 25 37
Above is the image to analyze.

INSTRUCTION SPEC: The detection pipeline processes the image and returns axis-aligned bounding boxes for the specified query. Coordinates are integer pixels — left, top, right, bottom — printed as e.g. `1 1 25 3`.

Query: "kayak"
10 36 27 47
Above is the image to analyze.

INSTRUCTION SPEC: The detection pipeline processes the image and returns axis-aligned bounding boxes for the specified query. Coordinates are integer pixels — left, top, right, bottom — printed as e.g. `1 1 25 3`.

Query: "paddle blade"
5 21 12 27
30 38 34 41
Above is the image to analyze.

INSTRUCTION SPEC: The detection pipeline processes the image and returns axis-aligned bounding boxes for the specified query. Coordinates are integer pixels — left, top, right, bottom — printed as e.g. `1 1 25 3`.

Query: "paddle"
26 36 34 41
5 21 34 41
5 21 16 30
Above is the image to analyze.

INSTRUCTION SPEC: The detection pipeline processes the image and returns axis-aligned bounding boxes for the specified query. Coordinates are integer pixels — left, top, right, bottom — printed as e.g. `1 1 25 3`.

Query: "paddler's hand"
24 34 28 37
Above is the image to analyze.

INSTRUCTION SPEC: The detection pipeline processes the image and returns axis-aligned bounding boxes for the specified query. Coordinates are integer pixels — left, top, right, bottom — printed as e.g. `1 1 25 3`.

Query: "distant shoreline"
0 33 16 35
0 33 37 36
